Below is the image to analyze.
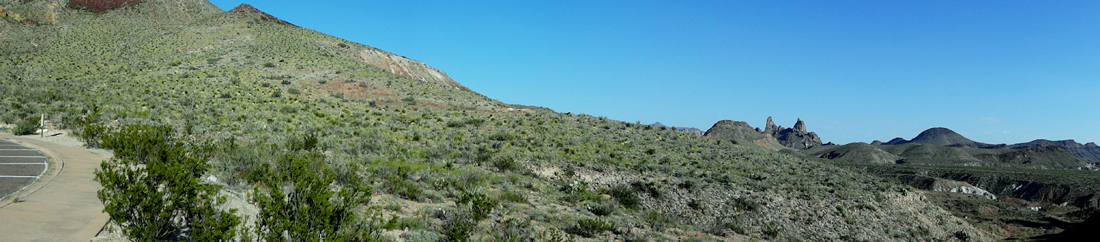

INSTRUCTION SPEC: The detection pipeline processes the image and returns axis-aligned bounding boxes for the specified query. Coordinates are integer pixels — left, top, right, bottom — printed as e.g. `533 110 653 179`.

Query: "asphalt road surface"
0 139 47 200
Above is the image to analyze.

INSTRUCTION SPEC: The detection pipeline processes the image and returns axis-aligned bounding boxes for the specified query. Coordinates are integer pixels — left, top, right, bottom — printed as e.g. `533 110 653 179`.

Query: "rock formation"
704 117 823 150
763 117 822 149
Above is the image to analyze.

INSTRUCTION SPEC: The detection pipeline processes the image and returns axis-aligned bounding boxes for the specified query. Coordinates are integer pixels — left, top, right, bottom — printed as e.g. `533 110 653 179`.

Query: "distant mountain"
703 117 822 150
873 128 1100 166
1008 139 1100 164
649 122 703 136
882 127 1005 148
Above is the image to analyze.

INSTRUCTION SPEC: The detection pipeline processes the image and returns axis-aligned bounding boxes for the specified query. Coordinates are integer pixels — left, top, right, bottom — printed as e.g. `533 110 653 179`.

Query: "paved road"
0 134 109 242
0 139 47 200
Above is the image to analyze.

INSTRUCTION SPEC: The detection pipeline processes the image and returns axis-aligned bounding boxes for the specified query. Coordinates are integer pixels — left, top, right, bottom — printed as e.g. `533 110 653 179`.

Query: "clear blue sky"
208 0 1100 145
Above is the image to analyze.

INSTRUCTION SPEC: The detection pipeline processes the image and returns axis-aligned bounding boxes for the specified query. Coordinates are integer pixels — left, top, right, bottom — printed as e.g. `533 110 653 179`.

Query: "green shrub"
251 152 376 241
494 218 535 242
587 202 614 216
499 190 527 203
607 184 640 209
732 197 761 212
493 156 518 172
642 211 675 229
442 192 499 242
94 124 239 241
12 117 39 135
565 218 614 238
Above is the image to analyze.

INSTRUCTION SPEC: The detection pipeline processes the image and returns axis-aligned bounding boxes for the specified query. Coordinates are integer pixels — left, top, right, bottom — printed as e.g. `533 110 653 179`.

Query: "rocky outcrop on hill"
868 166 1100 209
227 4 295 26
704 120 786 150
898 175 997 199
68 0 143 13
704 117 823 150
763 117 822 149
351 47 472 92
705 120 767 141
219 4 472 94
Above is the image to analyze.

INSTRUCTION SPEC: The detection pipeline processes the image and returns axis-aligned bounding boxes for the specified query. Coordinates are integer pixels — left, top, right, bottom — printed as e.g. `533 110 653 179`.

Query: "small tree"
94 124 239 241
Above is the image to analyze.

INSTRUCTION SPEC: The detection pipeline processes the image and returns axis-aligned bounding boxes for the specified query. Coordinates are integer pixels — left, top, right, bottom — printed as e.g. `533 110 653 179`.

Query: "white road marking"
0 175 38 178
0 163 47 165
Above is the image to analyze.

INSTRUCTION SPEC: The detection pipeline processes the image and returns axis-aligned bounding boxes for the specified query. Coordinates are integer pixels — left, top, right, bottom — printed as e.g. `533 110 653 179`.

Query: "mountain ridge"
873 127 1100 166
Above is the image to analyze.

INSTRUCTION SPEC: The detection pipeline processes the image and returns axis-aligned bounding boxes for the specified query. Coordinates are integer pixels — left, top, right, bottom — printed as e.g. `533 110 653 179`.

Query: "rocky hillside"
1009 139 1100 164
805 142 901 164
703 120 786 150
1 1 994 241
703 117 822 150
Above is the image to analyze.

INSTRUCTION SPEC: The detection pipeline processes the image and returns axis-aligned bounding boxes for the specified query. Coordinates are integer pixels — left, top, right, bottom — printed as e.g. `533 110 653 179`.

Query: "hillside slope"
1 1 990 241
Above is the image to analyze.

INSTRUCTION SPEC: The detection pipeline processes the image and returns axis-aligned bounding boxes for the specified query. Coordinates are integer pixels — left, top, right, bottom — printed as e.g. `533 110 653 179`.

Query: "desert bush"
607 184 640 209
12 117 39 135
251 152 376 241
441 192 499 242
587 202 615 216
498 190 527 204
494 218 535 242
94 124 239 241
565 218 614 238
643 211 676 229
732 197 761 212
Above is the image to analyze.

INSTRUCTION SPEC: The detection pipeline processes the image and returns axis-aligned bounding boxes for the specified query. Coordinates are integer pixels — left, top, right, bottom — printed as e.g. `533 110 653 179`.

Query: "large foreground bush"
94 124 239 241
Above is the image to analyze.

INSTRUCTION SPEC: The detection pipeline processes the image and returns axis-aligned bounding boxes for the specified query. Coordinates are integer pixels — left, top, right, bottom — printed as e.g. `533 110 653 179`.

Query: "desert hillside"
0 1 999 241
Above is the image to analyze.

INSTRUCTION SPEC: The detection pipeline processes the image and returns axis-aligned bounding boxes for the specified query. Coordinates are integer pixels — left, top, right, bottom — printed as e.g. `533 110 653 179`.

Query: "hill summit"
226 4 295 26
884 127 1004 148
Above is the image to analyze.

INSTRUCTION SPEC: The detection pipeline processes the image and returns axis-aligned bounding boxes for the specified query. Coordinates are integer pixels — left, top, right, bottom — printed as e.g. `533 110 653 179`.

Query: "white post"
39 114 44 137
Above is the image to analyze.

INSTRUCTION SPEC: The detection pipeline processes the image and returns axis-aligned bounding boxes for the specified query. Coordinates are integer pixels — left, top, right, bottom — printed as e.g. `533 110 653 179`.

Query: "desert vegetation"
0 1 1000 241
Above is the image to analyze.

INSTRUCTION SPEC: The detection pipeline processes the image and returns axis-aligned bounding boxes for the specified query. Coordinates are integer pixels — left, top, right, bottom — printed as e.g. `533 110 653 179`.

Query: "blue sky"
208 0 1100 145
